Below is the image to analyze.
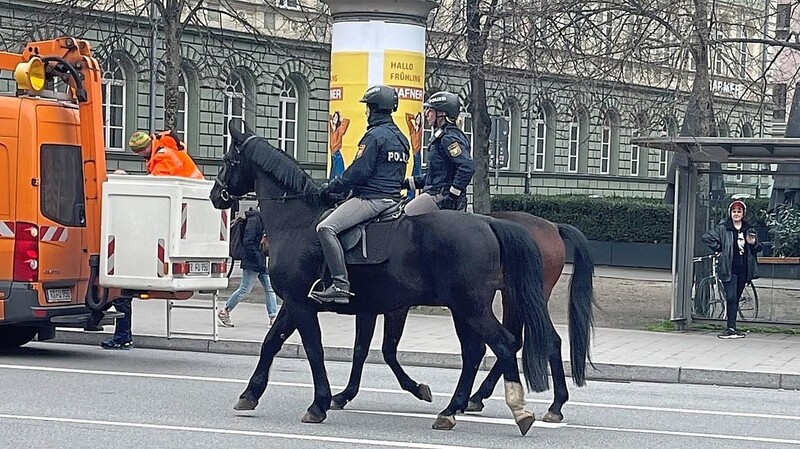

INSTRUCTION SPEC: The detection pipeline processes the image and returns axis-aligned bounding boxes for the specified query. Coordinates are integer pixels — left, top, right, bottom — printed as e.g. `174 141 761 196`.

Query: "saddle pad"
343 218 404 265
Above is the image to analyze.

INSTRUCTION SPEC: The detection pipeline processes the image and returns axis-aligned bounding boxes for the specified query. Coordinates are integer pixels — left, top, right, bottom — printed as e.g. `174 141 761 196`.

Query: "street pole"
148 0 158 134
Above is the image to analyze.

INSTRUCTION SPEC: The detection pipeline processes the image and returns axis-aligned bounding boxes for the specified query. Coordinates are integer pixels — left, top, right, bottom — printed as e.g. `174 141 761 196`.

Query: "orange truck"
0 37 228 350
0 37 113 349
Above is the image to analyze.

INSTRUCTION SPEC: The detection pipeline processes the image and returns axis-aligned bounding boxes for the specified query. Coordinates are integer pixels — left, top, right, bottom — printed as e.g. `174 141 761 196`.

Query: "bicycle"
692 253 759 321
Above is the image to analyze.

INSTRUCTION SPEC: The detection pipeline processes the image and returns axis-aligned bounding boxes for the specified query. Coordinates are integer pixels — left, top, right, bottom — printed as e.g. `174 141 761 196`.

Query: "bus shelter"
631 137 800 329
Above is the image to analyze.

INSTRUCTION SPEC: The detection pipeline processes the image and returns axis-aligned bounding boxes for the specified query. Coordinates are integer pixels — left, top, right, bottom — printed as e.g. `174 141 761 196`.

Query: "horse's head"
210 120 257 210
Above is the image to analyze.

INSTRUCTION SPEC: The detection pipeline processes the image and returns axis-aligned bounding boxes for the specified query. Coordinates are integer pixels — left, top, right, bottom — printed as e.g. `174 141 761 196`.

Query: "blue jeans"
88 297 132 342
225 269 278 317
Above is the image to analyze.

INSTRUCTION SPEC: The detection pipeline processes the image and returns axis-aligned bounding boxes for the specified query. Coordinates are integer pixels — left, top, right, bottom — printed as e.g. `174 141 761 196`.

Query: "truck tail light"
13 222 39 282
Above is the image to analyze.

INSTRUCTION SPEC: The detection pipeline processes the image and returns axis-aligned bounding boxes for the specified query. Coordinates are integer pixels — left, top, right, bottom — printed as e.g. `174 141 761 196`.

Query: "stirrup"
308 279 352 304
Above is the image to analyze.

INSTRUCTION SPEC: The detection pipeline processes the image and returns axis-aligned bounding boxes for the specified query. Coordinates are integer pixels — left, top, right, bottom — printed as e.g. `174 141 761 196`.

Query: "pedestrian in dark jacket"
218 209 278 327
702 199 761 339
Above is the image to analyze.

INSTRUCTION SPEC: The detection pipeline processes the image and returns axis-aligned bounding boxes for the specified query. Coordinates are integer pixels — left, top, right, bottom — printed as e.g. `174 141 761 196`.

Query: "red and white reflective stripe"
157 238 166 277
0 221 14 238
180 203 188 239
220 210 228 241
40 226 68 242
107 235 115 275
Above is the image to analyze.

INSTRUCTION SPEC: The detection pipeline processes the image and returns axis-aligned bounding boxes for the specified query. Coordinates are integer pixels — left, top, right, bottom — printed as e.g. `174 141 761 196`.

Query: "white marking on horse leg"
504 380 535 423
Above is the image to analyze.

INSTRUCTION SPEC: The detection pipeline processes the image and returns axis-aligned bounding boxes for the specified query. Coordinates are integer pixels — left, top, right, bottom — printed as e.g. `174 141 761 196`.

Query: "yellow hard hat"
128 131 152 152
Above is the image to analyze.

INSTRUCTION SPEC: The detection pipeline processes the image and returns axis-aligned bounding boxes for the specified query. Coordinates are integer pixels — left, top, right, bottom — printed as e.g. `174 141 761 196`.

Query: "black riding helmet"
360 85 398 112
424 91 460 119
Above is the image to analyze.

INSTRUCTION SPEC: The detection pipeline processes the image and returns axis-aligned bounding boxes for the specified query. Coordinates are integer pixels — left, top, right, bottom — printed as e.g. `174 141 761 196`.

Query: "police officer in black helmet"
404 91 474 215
313 85 409 304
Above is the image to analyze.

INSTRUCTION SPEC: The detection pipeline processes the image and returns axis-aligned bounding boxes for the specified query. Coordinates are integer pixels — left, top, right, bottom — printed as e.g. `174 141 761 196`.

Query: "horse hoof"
330 396 347 410
465 399 484 413
233 398 258 411
542 411 563 423
301 411 326 423
432 414 456 430
417 384 433 402
516 414 535 436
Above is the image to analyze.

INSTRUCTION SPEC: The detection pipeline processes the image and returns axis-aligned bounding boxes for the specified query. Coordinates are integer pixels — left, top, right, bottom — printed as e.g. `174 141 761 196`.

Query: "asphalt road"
1 343 798 449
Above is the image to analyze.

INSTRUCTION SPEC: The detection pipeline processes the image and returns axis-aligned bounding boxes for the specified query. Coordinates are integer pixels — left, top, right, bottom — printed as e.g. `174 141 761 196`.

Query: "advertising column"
324 0 437 185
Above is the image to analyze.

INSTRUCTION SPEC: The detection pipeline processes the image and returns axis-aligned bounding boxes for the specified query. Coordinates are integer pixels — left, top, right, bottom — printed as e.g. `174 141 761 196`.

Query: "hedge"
491 194 772 245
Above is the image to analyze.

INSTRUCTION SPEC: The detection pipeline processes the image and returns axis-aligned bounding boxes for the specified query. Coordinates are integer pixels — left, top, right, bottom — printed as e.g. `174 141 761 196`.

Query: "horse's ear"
228 119 245 141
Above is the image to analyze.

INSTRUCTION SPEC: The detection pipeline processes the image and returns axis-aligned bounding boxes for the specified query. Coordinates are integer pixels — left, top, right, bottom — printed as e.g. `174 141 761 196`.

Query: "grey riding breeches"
316 197 398 234
404 192 444 217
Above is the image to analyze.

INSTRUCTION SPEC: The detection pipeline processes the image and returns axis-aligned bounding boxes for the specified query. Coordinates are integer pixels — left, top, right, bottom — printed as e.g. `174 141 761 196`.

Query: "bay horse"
210 122 552 435
330 212 595 423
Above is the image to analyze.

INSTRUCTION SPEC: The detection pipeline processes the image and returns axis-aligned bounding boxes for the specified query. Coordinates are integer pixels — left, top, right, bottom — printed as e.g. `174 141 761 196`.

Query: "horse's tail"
489 219 551 393
557 223 596 386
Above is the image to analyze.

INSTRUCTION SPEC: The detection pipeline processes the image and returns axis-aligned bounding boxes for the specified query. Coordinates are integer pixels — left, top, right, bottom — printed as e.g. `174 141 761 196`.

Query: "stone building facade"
0 0 772 198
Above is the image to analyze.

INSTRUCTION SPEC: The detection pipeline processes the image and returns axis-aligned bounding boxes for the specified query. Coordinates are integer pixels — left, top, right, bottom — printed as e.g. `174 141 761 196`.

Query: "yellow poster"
383 50 425 179
329 52 368 179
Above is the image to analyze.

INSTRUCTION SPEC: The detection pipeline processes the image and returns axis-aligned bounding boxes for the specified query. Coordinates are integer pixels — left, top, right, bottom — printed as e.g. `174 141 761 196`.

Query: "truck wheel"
0 326 38 349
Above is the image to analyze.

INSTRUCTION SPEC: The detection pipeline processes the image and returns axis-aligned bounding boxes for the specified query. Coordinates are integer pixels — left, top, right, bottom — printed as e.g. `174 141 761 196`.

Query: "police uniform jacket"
328 113 409 199
414 124 474 195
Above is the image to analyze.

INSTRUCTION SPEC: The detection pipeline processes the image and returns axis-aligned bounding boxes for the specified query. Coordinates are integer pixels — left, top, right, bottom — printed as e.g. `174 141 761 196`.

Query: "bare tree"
1 0 327 132
425 0 800 208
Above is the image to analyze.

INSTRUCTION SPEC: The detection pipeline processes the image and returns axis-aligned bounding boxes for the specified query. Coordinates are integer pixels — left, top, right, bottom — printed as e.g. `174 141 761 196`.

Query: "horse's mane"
240 133 322 201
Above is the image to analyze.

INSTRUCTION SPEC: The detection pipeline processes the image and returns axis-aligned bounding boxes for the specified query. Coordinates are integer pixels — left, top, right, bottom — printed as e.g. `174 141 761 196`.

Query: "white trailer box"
100 175 230 292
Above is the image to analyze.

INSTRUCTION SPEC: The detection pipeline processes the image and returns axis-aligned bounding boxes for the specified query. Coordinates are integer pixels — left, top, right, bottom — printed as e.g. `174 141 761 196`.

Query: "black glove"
400 177 411 190
439 192 459 210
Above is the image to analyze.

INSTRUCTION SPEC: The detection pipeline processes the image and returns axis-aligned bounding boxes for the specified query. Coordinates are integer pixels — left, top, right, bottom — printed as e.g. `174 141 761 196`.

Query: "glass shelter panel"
691 162 800 325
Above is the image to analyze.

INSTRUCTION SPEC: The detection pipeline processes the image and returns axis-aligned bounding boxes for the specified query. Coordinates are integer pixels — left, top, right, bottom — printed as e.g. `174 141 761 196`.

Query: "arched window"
176 72 188 142
568 113 581 173
489 107 512 170
630 129 641 176
658 121 671 178
457 113 474 148
532 106 547 172
278 78 298 157
223 73 246 151
600 110 620 175
601 116 612 174
102 59 126 152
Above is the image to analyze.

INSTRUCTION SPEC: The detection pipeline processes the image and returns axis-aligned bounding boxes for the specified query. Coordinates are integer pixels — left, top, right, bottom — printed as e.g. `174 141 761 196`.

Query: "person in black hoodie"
702 199 762 339
218 208 278 327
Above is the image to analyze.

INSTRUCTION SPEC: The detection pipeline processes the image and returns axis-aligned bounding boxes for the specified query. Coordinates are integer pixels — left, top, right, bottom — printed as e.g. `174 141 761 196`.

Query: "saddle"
319 201 405 265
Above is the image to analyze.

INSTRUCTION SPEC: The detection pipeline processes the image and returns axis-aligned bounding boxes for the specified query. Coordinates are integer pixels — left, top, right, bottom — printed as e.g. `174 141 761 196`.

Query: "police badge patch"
356 144 366 159
448 142 462 157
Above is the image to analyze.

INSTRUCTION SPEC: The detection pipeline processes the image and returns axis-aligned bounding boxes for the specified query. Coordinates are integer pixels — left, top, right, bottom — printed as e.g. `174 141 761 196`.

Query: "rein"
254 192 313 202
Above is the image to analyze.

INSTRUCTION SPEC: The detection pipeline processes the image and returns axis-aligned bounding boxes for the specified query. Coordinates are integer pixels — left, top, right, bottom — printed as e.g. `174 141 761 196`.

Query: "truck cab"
0 38 108 348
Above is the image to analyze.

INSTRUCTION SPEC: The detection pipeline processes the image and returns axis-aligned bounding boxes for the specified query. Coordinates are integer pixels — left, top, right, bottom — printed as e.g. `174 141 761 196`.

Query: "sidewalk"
54 295 800 391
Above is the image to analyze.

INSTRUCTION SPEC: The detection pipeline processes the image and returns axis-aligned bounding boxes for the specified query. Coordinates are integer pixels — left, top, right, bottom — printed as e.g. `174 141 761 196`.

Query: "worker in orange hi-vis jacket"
128 130 204 179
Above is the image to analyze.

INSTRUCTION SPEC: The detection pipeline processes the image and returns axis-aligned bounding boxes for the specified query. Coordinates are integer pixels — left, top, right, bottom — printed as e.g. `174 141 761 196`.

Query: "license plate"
46 288 72 303
187 261 210 276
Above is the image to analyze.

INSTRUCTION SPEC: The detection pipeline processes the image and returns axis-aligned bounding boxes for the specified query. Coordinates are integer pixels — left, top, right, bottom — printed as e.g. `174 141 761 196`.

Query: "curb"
51 332 800 391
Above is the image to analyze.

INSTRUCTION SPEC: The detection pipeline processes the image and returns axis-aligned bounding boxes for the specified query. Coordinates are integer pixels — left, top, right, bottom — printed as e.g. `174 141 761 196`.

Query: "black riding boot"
312 228 352 304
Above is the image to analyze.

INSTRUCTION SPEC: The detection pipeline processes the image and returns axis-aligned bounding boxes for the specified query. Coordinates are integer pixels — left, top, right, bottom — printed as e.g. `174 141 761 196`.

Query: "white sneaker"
269 316 275 326
218 309 234 327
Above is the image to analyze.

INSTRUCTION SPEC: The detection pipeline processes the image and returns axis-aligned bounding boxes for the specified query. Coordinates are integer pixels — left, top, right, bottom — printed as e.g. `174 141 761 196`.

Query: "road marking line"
567 423 800 446
345 409 567 429
343 410 800 445
0 413 486 449
2 363 798 423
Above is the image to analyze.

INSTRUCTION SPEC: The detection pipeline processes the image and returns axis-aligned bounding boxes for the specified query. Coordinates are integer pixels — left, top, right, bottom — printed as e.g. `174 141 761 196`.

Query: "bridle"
216 134 317 203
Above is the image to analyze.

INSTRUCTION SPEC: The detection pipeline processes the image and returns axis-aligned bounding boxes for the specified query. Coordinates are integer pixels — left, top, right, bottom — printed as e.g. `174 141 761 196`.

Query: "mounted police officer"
403 91 474 216
313 85 409 304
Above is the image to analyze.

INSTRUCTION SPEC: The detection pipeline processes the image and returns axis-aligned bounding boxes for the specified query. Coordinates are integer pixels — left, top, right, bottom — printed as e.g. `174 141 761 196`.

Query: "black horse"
330 212 596 423
210 122 552 435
